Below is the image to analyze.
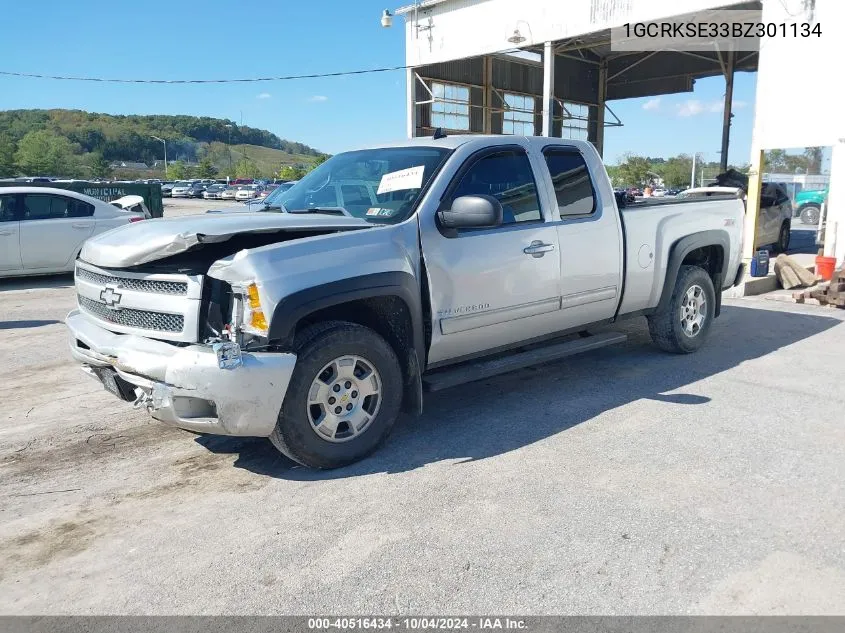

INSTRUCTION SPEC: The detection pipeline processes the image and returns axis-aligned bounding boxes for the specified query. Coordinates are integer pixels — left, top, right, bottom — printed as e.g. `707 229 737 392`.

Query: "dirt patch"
0 515 108 582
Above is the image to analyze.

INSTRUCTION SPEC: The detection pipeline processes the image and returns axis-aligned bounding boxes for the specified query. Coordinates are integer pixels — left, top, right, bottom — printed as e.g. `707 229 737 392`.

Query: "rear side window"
451 150 541 225
543 149 596 217
0 194 16 222
22 194 94 219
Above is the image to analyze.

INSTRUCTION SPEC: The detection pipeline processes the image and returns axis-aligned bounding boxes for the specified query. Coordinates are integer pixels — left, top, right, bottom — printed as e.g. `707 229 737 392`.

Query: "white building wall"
402 0 743 66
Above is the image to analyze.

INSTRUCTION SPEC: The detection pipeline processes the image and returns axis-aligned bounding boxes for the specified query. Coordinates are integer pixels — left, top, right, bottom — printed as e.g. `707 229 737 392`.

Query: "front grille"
76 267 188 295
78 295 184 333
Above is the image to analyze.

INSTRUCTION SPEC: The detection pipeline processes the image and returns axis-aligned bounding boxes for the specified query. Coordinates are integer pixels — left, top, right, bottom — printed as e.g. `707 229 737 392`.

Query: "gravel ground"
162 197 243 217
1 265 844 614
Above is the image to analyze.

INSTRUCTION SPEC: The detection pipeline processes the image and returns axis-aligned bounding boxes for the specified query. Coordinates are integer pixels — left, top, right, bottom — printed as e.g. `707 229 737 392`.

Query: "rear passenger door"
0 194 22 272
420 145 562 365
19 194 95 271
541 146 622 325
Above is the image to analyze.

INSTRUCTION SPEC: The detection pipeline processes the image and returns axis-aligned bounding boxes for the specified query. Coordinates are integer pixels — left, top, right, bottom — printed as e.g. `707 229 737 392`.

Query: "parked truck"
66 136 745 468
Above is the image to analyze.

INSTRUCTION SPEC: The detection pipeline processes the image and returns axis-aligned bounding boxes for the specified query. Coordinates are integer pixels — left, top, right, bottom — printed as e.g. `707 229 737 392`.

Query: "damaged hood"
80 212 371 268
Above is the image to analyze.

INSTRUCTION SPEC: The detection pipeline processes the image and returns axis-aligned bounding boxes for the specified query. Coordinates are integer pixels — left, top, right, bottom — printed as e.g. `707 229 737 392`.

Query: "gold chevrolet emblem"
340 394 349 403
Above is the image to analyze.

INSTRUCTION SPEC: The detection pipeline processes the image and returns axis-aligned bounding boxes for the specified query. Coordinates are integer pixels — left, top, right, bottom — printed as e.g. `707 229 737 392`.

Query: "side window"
451 151 541 225
0 195 17 222
22 194 55 220
543 150 596 217
69 199 95 217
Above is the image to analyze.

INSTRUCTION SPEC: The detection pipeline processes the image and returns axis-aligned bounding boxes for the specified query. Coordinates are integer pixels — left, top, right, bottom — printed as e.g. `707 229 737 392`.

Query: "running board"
422 331 627 392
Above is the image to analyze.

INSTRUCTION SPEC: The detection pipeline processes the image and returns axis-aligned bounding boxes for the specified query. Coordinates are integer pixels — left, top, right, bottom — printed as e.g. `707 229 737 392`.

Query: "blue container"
750 250 770 277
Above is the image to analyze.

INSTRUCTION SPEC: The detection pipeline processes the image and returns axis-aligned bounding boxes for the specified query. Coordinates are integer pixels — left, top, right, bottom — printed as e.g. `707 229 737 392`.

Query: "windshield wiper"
287 206 351 217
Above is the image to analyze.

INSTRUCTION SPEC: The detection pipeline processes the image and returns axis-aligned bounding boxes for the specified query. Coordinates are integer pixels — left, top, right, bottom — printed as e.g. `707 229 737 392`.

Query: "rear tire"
800 205 820 225
773 221 791 253
647 265 715 354
269 321 403 469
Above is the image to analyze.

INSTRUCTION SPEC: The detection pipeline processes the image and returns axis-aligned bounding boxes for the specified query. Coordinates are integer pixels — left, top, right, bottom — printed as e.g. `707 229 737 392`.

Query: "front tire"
800 205 820 225
647 265 715 354
269 321 403 469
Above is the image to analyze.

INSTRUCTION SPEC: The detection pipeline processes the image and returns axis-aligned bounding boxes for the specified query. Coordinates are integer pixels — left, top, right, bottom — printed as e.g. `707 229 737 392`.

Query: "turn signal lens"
250 310 268 332
246 283 262 309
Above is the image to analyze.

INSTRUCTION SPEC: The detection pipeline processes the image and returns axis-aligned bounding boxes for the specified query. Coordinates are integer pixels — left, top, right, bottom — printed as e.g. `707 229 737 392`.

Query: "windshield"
272 147 451 223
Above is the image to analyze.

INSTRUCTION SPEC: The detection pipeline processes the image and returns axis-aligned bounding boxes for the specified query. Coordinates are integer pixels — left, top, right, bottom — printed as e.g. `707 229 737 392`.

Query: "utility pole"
690 152 697 189
151 135 167 178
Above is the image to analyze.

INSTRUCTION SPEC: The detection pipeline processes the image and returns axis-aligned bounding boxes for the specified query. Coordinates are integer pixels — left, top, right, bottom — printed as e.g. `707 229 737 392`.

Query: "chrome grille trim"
76 267 188 295
78 295 184 333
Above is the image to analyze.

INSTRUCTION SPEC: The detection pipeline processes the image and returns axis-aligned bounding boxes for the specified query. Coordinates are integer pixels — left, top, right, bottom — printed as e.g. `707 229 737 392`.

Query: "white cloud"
256 92 272 99
676 99 705 117
733 100 749 109
642 97 661 111
708 100 724 113
309 95 328 102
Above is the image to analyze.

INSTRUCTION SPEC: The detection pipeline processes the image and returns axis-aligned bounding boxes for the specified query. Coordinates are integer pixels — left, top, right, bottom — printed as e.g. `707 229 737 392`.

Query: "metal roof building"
392 0 845 275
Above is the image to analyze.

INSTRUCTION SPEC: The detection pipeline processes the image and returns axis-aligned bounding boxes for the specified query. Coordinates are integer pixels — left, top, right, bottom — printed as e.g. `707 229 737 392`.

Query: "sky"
0 0 757 165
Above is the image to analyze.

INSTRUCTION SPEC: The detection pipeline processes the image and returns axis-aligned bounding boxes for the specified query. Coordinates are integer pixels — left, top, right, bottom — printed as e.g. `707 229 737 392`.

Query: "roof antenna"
432 127 447 140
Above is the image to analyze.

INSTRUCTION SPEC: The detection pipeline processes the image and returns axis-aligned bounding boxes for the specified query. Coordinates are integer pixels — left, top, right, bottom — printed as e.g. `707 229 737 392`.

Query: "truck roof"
356 134 596 153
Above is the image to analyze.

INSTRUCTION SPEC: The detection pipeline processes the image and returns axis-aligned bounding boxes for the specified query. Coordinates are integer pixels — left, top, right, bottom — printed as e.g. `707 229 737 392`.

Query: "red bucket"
816 255 837 281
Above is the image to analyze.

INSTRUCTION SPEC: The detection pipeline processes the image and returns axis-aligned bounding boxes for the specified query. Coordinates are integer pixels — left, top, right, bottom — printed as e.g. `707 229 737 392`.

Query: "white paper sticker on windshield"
377 165 425 194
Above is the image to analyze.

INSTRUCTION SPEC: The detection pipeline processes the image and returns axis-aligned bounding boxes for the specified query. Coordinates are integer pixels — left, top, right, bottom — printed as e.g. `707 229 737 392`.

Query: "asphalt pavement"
1 269 843 614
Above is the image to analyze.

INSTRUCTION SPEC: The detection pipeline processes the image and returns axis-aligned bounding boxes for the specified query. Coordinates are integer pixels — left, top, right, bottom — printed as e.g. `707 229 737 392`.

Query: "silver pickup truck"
66 136 745 468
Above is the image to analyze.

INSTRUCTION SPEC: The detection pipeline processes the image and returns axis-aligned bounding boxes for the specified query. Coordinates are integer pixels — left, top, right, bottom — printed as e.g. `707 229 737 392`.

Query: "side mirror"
438 194 503 229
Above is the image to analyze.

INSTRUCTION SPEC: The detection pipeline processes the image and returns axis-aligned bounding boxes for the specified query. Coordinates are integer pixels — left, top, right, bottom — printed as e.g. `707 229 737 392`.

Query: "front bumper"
66 310 296 437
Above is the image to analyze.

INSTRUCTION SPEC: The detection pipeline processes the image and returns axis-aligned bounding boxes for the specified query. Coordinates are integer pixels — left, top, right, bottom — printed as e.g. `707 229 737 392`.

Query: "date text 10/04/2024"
308 617 528 630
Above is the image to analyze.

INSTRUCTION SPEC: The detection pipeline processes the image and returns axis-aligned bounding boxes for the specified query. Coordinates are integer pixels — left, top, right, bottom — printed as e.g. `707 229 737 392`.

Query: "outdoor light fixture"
507 29 526 44
380 9 393 28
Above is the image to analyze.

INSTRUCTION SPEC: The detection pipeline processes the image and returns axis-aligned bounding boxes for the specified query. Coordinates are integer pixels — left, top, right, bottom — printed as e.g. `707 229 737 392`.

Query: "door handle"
523 241 555 257
72 223 92 229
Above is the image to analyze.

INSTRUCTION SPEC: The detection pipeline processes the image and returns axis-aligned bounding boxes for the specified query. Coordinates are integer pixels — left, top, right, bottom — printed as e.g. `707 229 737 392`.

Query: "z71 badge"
437 303 490 317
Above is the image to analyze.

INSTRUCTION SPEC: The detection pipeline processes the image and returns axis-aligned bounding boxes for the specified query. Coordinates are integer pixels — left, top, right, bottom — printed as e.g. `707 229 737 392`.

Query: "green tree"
0 134 15 177
168 160 189 179
234 157 260 178
655 154 693 189
804 146 823 174
14 130 80 176
277 164 306 180
196 156 218 178
617 154 653 187
86 152 113 178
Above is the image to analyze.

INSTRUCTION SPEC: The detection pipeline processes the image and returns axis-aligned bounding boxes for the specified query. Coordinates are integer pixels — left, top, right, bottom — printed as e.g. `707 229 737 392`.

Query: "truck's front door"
420 146 562 366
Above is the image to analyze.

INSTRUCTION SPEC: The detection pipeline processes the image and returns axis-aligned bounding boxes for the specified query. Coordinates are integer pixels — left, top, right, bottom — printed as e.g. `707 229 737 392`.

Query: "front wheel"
647 265 715 354
800 205 821 225
269 321 403 469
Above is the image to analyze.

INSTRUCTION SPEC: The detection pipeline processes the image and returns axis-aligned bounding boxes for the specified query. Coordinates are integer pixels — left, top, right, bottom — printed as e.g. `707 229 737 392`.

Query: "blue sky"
0 0 756 165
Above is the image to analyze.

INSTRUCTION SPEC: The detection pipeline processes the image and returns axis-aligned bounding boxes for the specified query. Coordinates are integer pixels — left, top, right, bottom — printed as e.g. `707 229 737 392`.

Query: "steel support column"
483 56 493 134
719 50 735 172
542 41 554 137
406 66 417 139
595 59 608 157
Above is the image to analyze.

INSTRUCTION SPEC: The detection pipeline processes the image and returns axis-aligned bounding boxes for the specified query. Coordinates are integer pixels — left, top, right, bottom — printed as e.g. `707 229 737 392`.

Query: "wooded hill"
0 109 324 178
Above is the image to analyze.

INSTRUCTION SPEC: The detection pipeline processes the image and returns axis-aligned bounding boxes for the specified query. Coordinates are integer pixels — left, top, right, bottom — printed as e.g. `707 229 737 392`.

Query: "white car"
678 183 793 251
220 186 240 200
0 187 147 278
235 185 261 201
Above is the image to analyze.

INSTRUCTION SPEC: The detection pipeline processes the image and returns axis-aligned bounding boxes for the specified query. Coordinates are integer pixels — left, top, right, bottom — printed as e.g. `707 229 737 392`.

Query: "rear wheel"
647 265 715 354
269 321 403 469
800 205 821 225
773 221 791 253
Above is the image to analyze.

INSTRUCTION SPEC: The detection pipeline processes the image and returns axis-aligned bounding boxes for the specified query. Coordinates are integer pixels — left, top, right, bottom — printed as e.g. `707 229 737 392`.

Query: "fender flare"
267 270 426 374
656 230 731 317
